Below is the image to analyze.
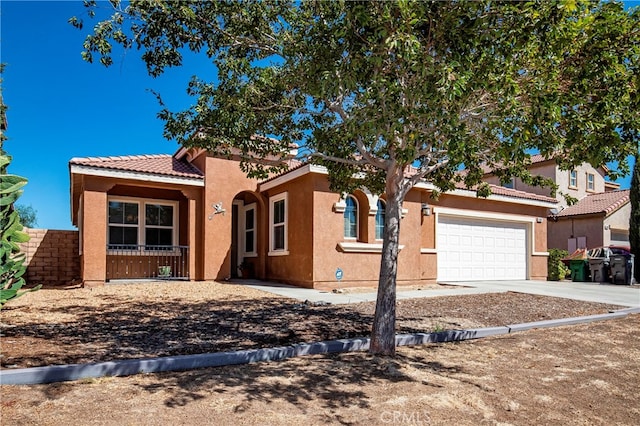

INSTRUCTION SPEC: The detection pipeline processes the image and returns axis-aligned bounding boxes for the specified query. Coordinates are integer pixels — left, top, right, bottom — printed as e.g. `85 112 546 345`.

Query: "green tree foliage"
75 0 639 355
630 154 640 283
15 204 38 228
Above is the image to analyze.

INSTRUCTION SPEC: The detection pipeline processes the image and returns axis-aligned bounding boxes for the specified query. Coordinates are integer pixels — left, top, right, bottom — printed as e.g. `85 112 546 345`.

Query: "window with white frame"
243 203 257 256
145 204 174 248
344 195 358 239
501 177 515 189
269 193 288 254
108 198 177 250
108 201 139 249
569 170 578 188
587 173 595 191
375 199 386 240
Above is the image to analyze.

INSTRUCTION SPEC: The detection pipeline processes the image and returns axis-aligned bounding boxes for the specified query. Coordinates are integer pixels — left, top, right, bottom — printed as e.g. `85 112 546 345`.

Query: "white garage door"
437 216 528 281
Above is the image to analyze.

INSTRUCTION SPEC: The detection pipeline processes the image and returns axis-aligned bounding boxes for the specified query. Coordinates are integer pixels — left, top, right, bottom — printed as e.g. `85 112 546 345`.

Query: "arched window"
375 199 386 240
344 195 358 238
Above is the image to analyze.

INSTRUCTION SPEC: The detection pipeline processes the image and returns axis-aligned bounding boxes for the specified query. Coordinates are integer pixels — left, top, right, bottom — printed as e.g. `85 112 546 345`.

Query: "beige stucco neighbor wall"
605 203 631 246
18 228 81 286
483 161 606 208
554 163 606 207
484 161 559 199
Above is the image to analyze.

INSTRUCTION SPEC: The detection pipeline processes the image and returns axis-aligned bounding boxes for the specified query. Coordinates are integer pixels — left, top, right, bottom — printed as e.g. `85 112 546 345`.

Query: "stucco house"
481 155 631 252
547 189 631 252
69 148 556 289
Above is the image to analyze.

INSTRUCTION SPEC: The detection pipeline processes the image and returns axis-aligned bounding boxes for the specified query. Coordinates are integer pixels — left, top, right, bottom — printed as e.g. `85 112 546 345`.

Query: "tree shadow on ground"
0 296 376 367
0 291 619 369
130 349 471 424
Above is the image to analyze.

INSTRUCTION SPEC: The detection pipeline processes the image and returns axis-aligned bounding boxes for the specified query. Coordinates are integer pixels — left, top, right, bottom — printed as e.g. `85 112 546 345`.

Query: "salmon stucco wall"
261 173 314 286
201 156 262 281
75 172 205 285
81 177 110 286
310 176 424 289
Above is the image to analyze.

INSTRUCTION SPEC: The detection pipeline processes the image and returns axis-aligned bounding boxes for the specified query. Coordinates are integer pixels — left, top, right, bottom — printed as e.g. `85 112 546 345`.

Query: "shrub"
547 248 570 281
0 155 40 309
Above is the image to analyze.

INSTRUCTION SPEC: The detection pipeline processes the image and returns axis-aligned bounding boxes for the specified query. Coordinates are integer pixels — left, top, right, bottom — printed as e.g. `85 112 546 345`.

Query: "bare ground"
0 281 621 368
1 281 638 425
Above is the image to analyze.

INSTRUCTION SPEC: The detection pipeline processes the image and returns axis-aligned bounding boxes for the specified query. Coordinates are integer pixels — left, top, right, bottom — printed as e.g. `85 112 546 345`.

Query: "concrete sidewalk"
236 279 498 304
236 279 640 307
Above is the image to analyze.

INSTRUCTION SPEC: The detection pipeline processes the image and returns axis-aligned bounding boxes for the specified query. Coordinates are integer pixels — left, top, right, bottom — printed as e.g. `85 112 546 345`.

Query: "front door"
231 199 258 278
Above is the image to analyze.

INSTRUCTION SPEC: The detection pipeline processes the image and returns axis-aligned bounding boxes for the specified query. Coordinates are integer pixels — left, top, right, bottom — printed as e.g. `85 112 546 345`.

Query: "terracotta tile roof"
69 154 204 179
556 190 630 217
257 158 310 184
453 181 557 203
262 160 556 203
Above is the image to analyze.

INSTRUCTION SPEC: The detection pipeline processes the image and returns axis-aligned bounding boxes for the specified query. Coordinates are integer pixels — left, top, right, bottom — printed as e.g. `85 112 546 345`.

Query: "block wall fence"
18 228 81 286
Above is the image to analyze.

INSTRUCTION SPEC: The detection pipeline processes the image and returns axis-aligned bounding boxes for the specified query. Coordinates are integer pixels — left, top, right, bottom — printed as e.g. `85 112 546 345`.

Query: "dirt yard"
1 281 638 425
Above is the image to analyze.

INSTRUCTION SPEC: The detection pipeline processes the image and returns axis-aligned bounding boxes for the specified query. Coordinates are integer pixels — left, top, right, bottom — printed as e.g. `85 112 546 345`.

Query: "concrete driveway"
442 280 640 308
239 279 640 307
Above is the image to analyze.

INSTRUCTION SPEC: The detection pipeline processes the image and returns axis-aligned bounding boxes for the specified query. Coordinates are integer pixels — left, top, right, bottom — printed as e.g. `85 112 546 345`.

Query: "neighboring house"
69 148 556 289
482 154 610 208
482 154 631 251
548 190 631 253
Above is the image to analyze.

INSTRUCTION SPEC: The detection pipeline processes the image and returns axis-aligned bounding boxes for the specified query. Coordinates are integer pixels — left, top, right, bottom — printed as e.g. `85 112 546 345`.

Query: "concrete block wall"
18 228 81 286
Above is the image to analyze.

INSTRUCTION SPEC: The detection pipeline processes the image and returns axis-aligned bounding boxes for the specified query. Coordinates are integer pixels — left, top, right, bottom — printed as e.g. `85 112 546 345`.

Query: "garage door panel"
437 216 528 281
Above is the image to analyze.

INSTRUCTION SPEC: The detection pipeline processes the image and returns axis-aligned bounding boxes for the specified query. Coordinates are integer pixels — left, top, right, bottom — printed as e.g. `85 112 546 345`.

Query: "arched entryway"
231 191 264 279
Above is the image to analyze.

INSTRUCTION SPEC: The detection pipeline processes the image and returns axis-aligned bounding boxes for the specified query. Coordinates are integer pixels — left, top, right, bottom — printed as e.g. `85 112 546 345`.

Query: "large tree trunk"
370 170 406 356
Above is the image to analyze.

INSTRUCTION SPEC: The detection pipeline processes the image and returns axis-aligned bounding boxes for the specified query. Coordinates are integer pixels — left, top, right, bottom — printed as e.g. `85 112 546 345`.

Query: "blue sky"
1 1 638 230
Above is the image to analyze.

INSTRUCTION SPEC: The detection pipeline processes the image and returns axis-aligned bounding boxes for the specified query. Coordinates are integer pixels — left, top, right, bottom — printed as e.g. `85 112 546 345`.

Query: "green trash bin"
569 259 589 282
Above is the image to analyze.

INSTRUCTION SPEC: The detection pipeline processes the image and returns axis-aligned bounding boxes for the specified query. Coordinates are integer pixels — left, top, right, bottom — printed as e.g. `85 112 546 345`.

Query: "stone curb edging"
1 310 635 386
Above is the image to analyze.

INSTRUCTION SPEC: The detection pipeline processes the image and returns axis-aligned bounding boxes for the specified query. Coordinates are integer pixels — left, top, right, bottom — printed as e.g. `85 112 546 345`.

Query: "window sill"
268 250 290 257
420 248 437 254
242 253 258 258
337 242 404 253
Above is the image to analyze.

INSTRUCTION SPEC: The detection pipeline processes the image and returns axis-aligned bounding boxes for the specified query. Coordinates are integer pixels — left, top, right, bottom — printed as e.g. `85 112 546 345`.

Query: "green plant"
547 248 570 281
158 265 172 278
238 260 254 278
432 323 445 333
0 155 40 309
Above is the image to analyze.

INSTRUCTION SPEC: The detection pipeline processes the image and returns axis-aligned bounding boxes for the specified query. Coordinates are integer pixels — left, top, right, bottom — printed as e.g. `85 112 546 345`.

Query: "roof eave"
69 164 205 187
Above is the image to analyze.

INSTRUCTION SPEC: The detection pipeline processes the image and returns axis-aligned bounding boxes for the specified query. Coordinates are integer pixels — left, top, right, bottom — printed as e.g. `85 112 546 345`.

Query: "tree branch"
309 152 379 168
